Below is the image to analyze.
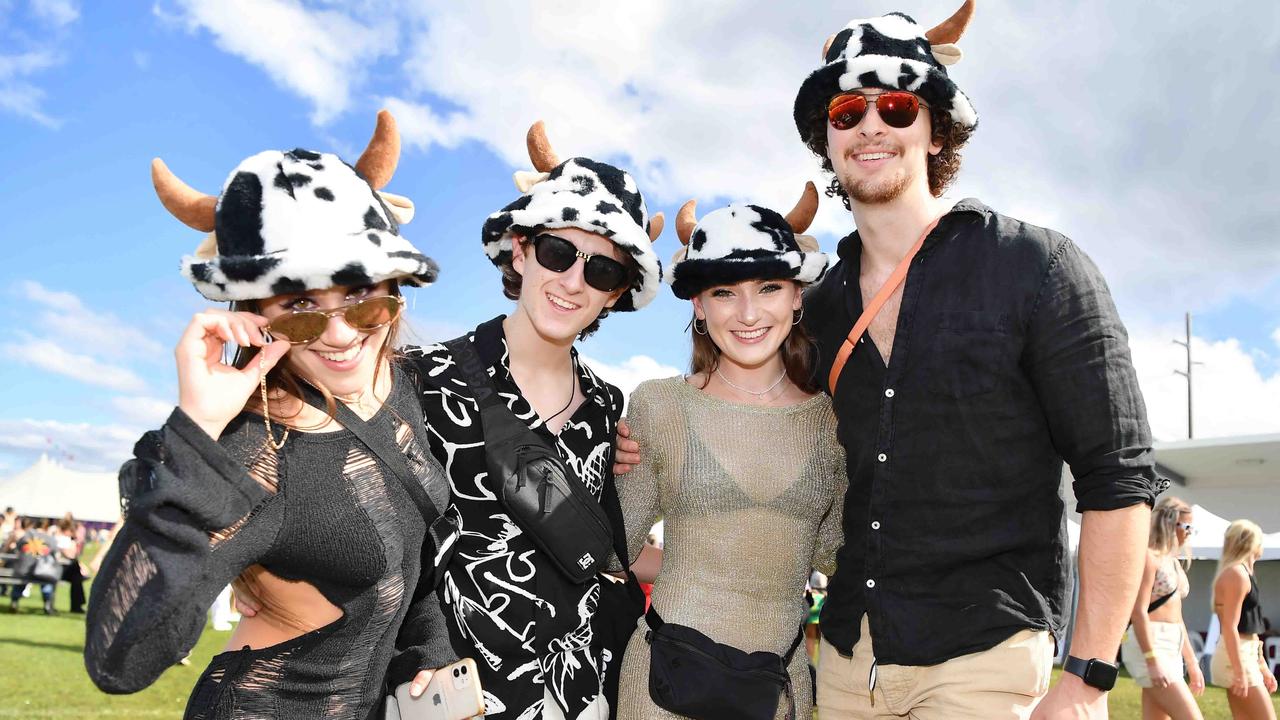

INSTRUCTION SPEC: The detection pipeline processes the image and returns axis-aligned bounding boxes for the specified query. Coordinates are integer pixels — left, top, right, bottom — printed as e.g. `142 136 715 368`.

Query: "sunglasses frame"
266 294 405 345
531 233 630 293
827 90 930 131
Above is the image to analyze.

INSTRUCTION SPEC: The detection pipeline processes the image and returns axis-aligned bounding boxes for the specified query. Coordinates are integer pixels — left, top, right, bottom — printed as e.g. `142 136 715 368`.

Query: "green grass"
0 581 232 718
3 580 1278 718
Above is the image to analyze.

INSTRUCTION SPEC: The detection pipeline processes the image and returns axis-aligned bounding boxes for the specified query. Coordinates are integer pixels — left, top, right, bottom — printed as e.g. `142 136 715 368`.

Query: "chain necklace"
714 366 787 397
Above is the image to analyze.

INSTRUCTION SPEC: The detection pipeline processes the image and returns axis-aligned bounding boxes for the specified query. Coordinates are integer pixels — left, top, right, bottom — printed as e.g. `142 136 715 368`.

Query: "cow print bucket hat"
794 0 979 150
481 121 664 312
668 182 828 300
153 110 438 301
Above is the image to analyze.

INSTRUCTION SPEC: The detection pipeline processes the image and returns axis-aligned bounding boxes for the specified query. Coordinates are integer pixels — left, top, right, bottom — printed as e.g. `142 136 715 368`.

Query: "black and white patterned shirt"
403 316 624 720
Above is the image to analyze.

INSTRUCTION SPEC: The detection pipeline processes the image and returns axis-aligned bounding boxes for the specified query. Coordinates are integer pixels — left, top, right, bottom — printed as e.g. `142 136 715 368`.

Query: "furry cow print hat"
153 110 438 302
481 121 663 312
794 0 979 149
668 182 828 300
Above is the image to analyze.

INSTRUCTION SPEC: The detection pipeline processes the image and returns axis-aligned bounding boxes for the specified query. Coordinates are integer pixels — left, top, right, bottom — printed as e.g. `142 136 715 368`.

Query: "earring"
693 318 708 335
792 307 804 326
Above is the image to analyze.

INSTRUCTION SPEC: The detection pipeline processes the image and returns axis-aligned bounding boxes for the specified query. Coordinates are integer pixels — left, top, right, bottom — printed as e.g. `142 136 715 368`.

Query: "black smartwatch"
1063 655 1118 691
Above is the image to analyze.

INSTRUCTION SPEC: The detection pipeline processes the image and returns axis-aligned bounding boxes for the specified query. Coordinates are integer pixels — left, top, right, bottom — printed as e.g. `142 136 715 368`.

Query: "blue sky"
1 0 1278 473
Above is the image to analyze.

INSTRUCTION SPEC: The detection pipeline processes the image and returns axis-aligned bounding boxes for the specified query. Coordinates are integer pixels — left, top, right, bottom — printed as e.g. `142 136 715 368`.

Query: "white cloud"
165 0 396 124
580 354 680 400
17 280 167 358
1 336 149 393
1130 326 1280 442
0 417 140 472
0 48 60 126
109 395 174 428
30 0 78 27
0 0 79 125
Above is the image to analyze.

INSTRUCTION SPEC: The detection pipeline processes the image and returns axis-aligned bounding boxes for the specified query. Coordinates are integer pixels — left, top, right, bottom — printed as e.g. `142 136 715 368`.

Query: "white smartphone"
392 658 485 720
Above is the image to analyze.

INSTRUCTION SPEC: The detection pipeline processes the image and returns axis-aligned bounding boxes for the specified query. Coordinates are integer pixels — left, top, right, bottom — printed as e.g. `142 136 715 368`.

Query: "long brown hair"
689 290 819 394
230 285 403 427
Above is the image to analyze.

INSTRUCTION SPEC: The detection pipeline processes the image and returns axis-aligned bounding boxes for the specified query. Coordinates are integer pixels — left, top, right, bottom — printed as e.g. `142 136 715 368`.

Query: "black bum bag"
445 337 613 585
645 606 803 720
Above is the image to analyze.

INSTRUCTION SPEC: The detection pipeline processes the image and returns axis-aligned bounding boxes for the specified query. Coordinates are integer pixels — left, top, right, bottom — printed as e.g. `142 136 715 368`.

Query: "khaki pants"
816 615 1054 719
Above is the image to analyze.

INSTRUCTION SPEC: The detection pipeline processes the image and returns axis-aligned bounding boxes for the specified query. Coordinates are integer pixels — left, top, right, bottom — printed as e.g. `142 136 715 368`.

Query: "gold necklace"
260 355 289 450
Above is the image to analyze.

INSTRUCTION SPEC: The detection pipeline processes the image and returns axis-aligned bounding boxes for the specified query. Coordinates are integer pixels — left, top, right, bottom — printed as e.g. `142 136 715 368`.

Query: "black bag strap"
1147 588 1176 614
445 336 638 586
646 605 805 665
298 377 440 527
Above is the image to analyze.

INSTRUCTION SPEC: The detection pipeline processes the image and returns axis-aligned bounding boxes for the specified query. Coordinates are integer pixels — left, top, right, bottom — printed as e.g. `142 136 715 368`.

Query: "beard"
839 166 913 204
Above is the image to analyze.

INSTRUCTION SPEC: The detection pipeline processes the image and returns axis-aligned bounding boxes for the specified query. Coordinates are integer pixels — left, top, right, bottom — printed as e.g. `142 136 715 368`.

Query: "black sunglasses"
532 233 630 293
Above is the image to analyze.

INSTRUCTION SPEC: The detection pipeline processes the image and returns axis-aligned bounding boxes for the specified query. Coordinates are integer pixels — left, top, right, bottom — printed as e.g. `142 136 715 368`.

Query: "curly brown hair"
499 229 639 340
800 101 972 209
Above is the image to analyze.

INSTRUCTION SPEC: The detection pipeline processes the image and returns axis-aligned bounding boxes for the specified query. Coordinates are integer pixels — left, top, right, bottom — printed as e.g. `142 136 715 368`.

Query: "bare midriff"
225 564 344 651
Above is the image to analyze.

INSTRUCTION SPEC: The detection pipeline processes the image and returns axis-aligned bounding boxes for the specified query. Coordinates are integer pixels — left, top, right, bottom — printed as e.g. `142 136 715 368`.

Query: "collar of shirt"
835 197 992 263
470 314 611 405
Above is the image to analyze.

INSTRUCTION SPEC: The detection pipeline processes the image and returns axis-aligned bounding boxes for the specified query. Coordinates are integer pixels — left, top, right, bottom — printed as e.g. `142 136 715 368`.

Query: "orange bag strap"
827 217 940 396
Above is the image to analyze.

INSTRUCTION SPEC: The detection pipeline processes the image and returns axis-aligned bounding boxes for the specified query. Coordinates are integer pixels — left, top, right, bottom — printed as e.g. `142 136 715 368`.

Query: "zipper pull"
538 469 551 514
868 658 878 708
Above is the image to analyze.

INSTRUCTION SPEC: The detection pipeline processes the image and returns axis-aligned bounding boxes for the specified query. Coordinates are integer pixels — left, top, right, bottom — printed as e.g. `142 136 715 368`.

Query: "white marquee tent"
0 454 120 523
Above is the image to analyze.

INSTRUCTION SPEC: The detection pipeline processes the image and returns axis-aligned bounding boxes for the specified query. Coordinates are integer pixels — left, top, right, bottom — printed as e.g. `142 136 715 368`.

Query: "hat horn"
527 121 561 173
675 200 698 246
648 212 665 243
821 33 837 60
784 181 819 234
355 109 400 191
925 0 975 46
151 158 217 233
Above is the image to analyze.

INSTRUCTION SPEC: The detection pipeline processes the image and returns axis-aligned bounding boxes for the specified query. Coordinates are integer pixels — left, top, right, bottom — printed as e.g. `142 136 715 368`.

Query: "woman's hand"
1146 657 1171 688
1230 669 1250 698
1263 667 1277 694
1186 662 1205 696
176 309 290 440
408 668 436 698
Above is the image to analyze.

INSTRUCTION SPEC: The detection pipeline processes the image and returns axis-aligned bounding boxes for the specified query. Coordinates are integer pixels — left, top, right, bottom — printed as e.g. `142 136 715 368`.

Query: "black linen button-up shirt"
805 198 1160 666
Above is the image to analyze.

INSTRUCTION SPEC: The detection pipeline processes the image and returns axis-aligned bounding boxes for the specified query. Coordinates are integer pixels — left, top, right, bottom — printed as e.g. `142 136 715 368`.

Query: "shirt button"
884 388 895 398
866 579 876 589
871 520 881 530
877 453 888 463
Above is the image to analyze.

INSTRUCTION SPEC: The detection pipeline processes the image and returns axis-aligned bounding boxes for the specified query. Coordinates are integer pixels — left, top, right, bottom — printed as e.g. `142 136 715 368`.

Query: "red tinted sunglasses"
827 91 928 130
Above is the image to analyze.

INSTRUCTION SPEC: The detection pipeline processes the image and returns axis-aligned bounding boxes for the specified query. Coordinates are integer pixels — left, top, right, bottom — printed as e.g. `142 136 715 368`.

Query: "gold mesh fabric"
614 377 846 720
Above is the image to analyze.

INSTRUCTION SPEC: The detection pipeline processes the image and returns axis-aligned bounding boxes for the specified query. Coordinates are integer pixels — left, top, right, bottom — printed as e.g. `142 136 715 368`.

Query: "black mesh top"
84 363 458 719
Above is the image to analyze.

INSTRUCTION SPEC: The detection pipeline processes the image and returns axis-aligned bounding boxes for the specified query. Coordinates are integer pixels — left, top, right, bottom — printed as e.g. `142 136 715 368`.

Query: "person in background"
0 507 16 540
1120 496 1204 719
1212 519 1277 719
56 516 86 613
7 518 58 615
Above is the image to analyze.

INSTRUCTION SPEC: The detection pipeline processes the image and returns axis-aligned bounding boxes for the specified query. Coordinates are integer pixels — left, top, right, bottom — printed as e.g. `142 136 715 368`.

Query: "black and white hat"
668 182 828 300
794 0 978 148
481 122 663 312
154 111 438 302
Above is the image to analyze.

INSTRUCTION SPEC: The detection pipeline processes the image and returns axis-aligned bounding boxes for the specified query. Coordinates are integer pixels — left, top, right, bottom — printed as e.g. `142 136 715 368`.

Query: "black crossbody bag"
444 337 613 584
645 606 804 720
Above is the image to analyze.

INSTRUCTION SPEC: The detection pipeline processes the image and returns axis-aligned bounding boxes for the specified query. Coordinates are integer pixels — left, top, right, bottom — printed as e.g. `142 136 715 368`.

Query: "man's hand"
613 418 641 474
231 577 262 618
1031 672 1107 719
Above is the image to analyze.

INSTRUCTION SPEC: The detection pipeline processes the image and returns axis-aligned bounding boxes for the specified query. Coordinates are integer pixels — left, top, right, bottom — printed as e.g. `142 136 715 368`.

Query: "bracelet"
1143 649 1158 660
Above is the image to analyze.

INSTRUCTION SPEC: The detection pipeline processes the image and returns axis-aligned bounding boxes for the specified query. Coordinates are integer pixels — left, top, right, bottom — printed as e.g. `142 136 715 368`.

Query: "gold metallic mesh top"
615 376 846 720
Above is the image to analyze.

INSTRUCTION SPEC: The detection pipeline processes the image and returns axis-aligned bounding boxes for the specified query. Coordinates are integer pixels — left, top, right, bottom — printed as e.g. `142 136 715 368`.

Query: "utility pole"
1172 312 1203 439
